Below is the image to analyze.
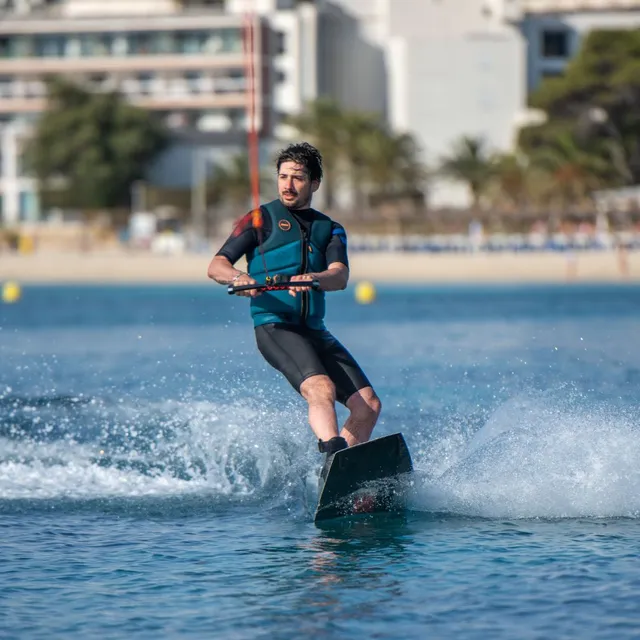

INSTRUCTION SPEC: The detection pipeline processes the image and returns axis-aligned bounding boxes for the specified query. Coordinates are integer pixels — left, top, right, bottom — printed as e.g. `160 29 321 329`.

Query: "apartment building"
0 0 273 223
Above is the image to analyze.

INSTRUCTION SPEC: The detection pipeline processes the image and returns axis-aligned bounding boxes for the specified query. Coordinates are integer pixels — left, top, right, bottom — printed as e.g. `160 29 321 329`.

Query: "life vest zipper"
297 218 309 322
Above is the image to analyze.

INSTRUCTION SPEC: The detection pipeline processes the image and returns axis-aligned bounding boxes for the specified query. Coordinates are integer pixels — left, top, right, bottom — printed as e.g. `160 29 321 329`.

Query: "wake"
410 391 640 519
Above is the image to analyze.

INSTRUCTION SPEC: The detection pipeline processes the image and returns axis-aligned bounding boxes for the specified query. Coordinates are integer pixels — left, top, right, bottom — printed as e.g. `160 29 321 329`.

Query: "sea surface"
1 282 639 639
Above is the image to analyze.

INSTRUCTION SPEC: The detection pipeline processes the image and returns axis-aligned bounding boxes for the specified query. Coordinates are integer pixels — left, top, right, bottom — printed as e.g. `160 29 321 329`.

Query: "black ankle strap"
318 436 348 454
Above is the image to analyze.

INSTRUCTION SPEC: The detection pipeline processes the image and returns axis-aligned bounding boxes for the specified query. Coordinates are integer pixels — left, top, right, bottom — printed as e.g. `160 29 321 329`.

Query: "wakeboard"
314 432 413 522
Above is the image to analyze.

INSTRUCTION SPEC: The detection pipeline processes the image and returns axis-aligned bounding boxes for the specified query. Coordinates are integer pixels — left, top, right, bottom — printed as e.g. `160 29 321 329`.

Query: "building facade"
0 0 275 223
506 0 640 93
321 0 527 207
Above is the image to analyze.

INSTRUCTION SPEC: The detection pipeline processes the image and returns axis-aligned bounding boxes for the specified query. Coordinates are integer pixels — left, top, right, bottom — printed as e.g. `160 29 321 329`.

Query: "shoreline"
0 249 638 285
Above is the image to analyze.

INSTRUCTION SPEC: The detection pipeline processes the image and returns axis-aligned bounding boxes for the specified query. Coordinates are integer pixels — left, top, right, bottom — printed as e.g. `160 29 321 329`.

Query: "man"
207 142 381 481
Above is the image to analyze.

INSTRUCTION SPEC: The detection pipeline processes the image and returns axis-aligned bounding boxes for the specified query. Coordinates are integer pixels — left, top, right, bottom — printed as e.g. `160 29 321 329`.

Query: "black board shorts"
254 323 372 405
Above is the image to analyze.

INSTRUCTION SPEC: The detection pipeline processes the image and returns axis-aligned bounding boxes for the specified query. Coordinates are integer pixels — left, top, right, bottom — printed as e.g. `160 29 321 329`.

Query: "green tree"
527 130 608 209
522 28 640 185
439 136 496 210
361 127 426 207
488 153 531 212
24 76 169 211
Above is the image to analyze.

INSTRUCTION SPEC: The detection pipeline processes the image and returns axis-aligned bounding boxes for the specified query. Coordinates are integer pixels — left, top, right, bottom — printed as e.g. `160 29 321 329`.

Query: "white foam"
412 395 640 519
0 397 313 501
0 459 205 499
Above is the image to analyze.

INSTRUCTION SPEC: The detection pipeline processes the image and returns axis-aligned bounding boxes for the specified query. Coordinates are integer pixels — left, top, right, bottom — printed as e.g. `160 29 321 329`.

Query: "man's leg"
299 374 340 443
312 330 380 446
341 386 382 446
255 324 346 449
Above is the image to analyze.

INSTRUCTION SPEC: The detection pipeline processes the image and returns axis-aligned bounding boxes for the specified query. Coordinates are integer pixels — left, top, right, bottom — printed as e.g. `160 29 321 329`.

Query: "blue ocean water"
1 283 640 639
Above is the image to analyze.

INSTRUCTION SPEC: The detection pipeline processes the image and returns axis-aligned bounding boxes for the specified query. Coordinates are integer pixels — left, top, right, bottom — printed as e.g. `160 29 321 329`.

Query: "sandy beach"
1 248 638 284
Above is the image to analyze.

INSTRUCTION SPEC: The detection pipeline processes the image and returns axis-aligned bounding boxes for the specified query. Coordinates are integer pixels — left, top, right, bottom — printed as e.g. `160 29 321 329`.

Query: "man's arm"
287 262 348 295
207 255 248 285
207 216 264 296
289 221 350 295
207 254 262 298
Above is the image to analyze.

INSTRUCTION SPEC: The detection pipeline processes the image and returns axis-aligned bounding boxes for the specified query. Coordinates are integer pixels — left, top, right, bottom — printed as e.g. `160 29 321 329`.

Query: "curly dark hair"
275 142 323 182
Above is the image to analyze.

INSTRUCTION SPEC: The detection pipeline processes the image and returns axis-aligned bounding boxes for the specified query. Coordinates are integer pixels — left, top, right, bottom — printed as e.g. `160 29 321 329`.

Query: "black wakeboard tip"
314 432 413 523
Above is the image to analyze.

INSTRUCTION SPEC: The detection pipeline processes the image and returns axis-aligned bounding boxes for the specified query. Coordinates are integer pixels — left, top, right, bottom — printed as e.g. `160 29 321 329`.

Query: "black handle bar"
227 279 320 295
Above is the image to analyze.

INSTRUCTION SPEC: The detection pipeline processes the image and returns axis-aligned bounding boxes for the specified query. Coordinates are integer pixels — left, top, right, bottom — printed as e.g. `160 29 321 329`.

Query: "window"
64 37 82 58
131 33 153 55
0 76 12 98
152 32 175 55
36 35 65 58
541 29 569 58
227 108 246 130
275 70 286 84
221 28 242 53
205 32 224 54
11 36 34 58
80 35 111 57
112 36 129 57
177 31 205 54
275 31 286 55
185 71 201 93
137 73 154 95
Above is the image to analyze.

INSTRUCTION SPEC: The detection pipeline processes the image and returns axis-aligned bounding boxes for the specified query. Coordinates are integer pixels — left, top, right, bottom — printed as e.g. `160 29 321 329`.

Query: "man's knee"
347 387 381 424
300 375 336 404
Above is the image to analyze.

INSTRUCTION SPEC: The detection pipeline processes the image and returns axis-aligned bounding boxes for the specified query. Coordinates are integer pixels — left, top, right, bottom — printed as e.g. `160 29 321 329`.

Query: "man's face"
277 161 319 210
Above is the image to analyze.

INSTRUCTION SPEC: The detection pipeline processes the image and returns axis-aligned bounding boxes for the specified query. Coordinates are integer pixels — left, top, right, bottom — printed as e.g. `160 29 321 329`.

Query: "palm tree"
361 127 426 203
528 131 608 210
340 111 381 213
490 153 530 212
283 98 344 210
439 136 496 211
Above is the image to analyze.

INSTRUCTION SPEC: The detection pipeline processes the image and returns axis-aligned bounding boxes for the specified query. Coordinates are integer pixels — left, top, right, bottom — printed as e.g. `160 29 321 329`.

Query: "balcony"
0 52 247 74
0 76 253 113
515 0 640 13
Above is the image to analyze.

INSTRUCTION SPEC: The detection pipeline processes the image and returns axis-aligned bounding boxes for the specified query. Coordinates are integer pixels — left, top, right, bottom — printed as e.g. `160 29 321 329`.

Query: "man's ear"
311 179 320 194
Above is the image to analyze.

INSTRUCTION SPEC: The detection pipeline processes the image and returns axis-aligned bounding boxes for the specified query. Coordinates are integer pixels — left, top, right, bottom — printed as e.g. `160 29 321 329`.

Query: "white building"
318 0 527 207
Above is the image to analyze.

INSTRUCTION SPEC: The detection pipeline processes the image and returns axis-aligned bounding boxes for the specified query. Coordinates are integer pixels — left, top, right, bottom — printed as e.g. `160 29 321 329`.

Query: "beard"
280 189 309 209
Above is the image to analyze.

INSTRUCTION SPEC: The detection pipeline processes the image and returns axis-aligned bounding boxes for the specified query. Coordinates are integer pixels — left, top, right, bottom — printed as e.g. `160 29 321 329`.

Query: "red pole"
242 8 268 274
243 11 261 210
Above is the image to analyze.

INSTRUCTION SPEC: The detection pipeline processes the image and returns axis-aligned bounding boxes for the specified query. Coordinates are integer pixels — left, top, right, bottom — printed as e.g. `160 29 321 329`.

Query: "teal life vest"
246 199 333 330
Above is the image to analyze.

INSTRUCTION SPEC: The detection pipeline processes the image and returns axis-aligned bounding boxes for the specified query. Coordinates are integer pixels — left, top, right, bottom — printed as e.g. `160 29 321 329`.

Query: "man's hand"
288 274 316 297
232 273 261 297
